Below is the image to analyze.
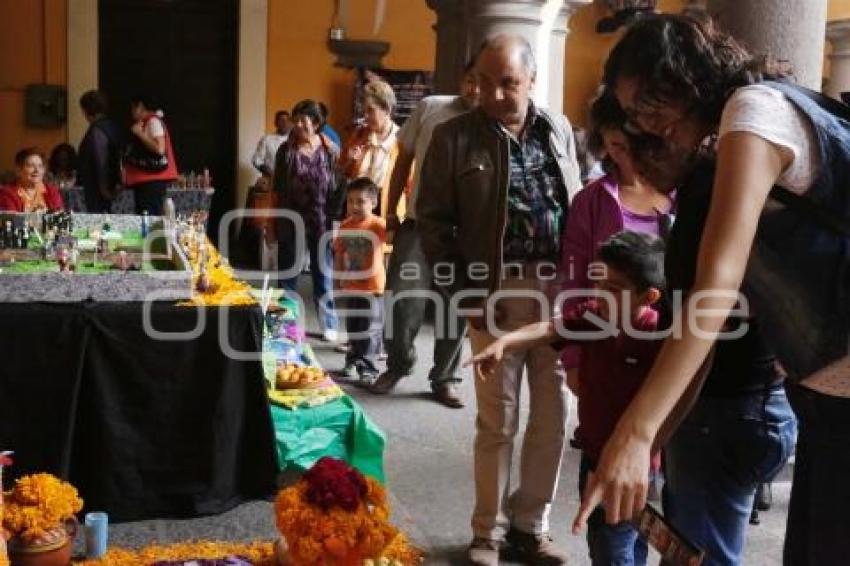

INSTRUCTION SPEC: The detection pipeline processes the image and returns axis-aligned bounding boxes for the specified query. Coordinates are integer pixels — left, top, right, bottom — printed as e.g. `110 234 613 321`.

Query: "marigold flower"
2 474 82 543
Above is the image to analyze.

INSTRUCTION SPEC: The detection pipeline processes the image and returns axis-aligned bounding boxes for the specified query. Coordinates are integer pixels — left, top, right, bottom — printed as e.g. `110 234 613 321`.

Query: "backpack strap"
763 81 850 236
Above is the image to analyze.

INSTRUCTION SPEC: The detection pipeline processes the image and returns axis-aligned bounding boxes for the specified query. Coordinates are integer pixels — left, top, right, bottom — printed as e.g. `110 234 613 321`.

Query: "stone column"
466 0 547 54
67 0 98 148
428 0 589 108
826 19 850 101
547 1 590 114
427 0 470 94
466 0 582 108
707 0 828 91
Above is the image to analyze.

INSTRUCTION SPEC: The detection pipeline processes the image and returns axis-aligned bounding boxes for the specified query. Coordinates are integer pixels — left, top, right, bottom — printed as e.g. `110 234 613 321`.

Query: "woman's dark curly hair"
603 14 789 128
586 88 629 174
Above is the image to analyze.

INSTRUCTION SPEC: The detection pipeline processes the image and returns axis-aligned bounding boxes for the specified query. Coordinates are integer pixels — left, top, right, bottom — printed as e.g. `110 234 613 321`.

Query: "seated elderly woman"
341 80 409 219
0 147 65 213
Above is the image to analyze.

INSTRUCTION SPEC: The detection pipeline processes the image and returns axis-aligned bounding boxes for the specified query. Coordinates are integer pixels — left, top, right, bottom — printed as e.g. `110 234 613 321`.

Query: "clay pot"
8 519 76 566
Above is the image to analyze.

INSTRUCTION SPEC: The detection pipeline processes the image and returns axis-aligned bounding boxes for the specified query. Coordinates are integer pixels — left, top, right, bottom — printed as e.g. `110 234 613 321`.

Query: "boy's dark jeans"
579 454 649 566
384 219 465 384
341 293 383 376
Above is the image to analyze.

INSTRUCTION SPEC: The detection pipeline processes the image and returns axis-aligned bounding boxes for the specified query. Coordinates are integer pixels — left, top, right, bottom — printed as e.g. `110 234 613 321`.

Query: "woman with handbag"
272 99 340 341
124 95 178 215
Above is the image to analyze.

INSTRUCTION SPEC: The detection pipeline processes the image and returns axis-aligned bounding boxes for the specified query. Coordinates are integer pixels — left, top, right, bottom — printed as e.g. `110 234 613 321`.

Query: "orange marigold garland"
77 540 278 566
274 457 422 565
178 238 256 307
1 473 82 543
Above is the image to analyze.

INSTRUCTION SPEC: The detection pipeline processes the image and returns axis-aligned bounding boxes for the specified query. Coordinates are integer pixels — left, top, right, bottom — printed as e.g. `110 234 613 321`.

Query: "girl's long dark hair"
603 14 790 128
587 88 630 176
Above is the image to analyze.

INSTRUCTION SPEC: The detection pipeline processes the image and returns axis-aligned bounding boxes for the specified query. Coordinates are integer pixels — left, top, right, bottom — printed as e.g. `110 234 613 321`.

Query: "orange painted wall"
266 0 436 137
2 0 848 170
829 0 850 20
563 0 686 127
0 0 67 172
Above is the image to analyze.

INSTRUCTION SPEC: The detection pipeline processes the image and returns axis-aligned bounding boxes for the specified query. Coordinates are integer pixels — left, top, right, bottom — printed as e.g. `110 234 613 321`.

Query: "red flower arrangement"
274 457 422 564
303 458 368 512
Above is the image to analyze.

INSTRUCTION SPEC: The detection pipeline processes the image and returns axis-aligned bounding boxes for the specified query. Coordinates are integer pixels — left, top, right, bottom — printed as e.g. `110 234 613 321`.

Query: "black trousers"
132 180 167 215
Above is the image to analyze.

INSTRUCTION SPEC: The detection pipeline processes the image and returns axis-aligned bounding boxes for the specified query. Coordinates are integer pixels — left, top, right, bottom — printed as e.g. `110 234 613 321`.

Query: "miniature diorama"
0 210 204 303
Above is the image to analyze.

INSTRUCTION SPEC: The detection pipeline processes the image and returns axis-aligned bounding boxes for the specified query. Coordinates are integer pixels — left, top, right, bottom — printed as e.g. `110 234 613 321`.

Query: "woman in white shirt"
575 14 849 565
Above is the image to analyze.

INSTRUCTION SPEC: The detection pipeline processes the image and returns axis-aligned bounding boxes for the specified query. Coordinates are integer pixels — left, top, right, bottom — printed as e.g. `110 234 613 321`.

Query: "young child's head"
595 231 665 321
346 177 379 221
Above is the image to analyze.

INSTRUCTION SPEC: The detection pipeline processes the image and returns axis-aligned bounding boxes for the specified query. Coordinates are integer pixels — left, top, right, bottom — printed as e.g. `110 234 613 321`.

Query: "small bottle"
202 168 211 188
21 226 29 249
5 221 13 249
141 210 150 238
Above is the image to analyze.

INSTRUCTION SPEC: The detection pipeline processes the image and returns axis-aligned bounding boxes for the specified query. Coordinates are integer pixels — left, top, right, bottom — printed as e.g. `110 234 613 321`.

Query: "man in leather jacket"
417 34 582 566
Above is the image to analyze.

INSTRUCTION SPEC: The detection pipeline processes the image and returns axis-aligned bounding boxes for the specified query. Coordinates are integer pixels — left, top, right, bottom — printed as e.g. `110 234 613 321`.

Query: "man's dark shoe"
369 371 405 394
432 383 465 408
334 363 357 380
356 371 378 388
505 527 567 565
468 537 500 566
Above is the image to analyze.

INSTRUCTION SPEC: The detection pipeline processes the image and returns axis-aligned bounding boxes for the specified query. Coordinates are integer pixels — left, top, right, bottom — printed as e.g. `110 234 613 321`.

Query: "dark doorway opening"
99 0 238 242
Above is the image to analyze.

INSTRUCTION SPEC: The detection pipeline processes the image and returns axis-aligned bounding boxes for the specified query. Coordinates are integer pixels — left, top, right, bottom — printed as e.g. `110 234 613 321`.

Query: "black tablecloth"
0 301 277 522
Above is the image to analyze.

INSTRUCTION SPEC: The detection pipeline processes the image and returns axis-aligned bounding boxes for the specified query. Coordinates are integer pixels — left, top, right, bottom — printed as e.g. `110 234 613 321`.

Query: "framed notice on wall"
353 68 434 126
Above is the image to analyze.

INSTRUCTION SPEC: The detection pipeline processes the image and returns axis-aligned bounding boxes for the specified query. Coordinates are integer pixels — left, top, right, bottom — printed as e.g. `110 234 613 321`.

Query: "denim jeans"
663 384 797 566
279 234 338 332
784 382 850 566
579 455 648 566
384 220 465 384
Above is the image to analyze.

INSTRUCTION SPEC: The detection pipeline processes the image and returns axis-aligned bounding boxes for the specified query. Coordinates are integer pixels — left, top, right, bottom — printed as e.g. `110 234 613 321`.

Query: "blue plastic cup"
84 511 108 558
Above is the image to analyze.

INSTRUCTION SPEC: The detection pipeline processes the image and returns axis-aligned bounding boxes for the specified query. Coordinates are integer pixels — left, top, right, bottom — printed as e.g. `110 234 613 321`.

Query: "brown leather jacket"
416 106 582 304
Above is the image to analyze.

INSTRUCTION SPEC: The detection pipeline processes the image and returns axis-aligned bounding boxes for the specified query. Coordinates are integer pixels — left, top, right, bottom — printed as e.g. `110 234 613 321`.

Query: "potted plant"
2 473 82 566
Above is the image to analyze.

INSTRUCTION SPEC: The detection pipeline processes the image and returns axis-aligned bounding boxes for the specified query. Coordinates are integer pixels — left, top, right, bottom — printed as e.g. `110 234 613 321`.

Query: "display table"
271 397 385 483
260 299 386 483
0 300 277 522
61 186 214 215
